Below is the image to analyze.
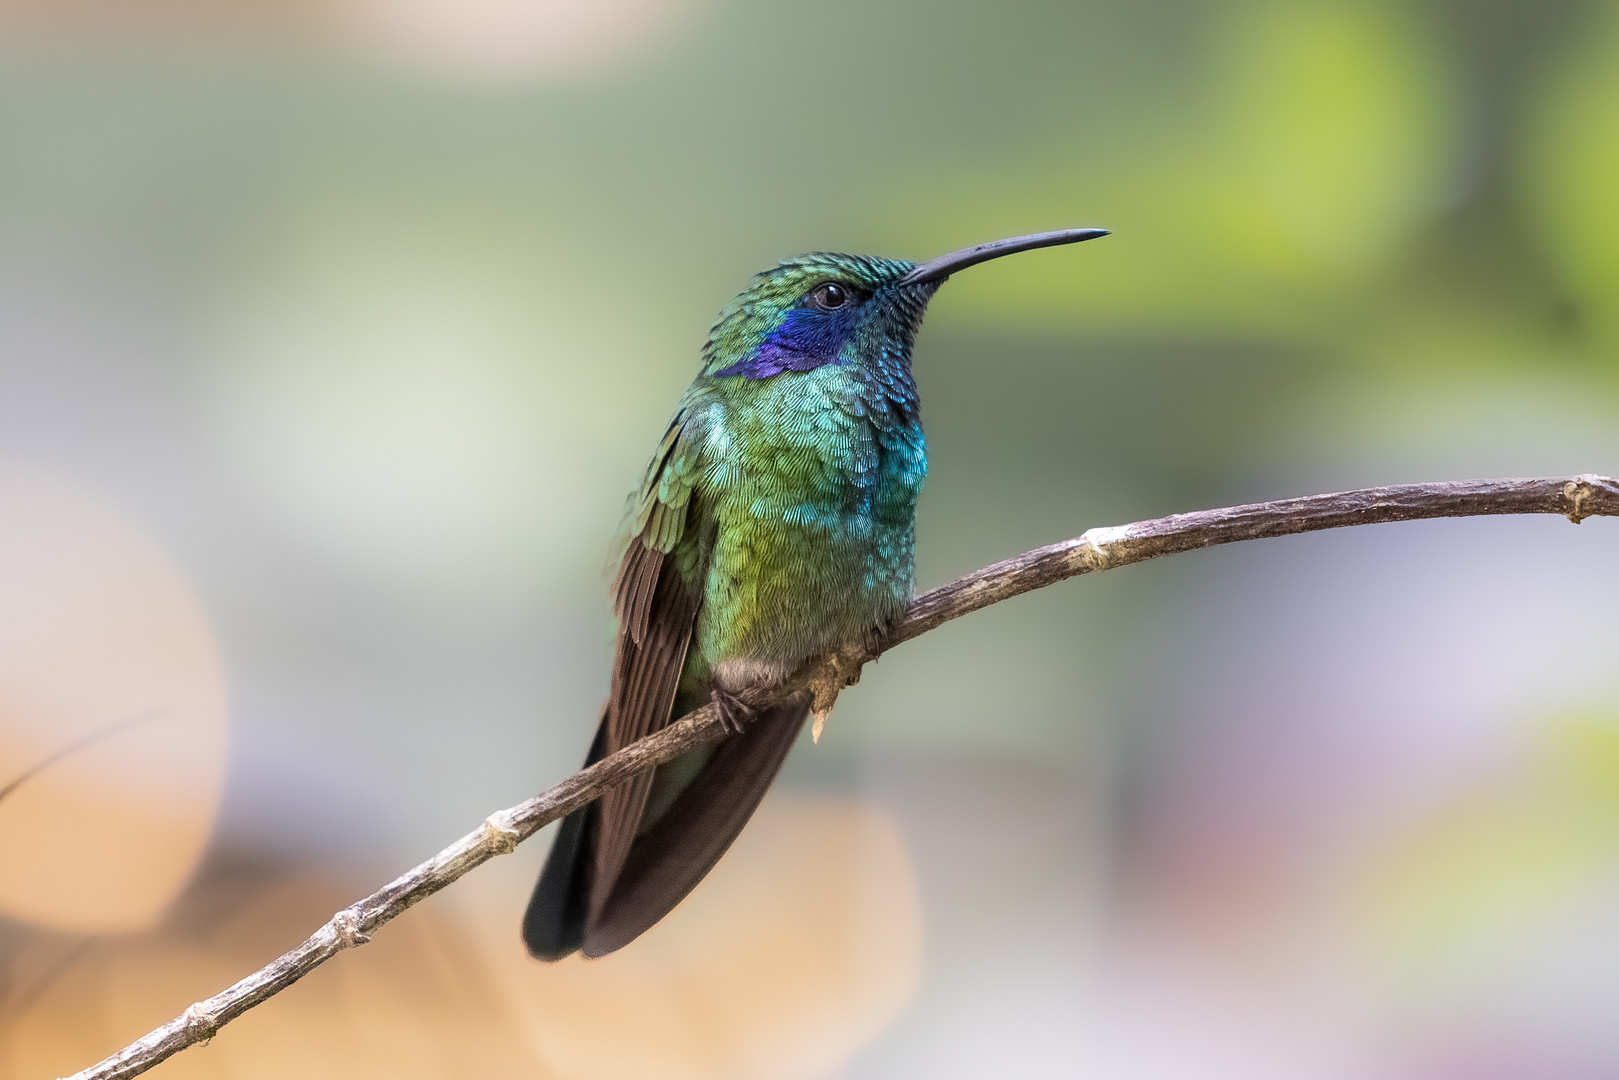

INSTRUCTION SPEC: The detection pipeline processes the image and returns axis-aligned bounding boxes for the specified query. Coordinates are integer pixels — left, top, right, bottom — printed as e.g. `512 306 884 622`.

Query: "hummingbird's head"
700 228 1108 385
701 253 929 383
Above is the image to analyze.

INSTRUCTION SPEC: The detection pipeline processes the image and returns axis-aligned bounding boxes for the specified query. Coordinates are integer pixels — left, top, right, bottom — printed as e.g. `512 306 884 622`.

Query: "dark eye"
809 282 850 310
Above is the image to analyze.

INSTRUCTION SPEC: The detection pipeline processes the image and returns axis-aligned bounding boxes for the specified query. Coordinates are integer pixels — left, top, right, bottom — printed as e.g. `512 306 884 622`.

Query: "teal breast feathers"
685 365 926 673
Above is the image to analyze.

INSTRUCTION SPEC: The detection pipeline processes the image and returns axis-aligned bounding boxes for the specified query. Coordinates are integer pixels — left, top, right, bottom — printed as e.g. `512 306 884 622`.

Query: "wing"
523 410 706 959
582 695 809 958
592 413 706 920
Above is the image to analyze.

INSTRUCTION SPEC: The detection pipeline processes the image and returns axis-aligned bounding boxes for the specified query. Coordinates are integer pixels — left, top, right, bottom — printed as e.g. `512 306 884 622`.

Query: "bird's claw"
711 688 756 736
861 622 891 660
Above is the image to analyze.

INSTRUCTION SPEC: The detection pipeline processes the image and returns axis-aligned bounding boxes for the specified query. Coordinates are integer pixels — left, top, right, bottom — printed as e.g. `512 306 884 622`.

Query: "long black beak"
899 227 1110 286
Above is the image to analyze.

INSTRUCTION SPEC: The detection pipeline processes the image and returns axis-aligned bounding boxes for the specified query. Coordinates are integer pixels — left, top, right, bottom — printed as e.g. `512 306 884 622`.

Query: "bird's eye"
809 282 850 310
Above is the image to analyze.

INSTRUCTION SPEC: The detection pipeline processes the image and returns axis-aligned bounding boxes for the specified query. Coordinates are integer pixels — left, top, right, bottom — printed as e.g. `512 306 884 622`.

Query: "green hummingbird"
523 228 1108 960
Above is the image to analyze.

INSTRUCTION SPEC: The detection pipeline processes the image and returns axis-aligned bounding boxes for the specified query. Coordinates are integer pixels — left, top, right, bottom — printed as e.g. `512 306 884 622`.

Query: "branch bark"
64 474 1619 1080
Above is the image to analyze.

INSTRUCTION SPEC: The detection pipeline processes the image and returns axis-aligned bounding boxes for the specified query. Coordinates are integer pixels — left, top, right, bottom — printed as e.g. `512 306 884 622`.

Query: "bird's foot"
861 622 892 661
710 687 756 736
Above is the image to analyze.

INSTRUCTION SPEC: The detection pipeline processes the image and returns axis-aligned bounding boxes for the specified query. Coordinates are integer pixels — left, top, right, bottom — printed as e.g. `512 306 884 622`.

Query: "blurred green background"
2 0 1618 1076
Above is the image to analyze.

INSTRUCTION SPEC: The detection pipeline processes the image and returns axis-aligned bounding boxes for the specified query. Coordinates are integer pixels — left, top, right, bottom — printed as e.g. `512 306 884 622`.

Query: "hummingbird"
523 227 1108 961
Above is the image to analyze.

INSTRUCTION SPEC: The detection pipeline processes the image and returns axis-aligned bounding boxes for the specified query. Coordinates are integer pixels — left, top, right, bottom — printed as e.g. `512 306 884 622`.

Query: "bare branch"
63 474 1618 1080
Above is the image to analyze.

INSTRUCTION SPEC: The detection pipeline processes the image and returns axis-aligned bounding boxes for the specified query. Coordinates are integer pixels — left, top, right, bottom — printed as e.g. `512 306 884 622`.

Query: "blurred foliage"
1525 3 1619 344
1 0 1618 1075
1360 712 1619 1003
901 0 1456 335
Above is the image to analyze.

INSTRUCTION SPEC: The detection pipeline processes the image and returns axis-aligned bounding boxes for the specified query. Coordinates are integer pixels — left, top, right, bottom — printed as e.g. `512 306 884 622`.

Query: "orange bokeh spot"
0 465 228 933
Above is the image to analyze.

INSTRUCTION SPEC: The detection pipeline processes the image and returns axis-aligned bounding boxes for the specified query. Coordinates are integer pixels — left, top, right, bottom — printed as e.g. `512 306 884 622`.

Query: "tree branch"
63 474 1618 1080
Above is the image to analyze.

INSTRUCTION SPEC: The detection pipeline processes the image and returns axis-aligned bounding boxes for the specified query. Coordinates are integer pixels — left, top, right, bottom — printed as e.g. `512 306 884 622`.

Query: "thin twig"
63 474 1619 1080
0 709 166 806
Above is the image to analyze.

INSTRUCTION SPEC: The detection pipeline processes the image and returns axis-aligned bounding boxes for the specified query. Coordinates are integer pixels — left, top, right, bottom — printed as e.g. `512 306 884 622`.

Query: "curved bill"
899 227 1110 286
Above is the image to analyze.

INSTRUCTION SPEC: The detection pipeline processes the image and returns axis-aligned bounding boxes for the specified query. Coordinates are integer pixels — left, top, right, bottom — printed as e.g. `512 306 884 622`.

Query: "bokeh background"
2 0 1618 1075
